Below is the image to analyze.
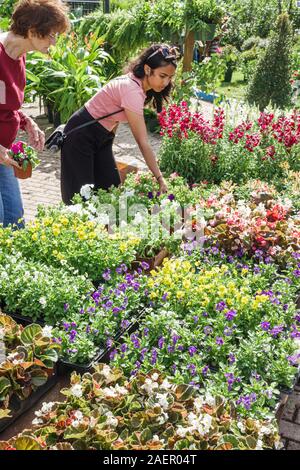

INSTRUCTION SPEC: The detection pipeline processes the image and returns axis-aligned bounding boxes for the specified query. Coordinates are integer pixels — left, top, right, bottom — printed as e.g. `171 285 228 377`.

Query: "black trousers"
61 106 121 204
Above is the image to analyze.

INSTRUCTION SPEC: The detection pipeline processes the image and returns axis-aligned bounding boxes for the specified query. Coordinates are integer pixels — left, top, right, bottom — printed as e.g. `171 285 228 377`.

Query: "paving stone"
279 420 300 441
280 392 300 422
287 440 300 450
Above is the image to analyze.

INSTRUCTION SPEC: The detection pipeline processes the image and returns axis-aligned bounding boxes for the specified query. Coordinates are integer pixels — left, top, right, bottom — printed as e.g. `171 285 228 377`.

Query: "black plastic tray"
0 369 57 434
8 311 45 327
57 308 146 375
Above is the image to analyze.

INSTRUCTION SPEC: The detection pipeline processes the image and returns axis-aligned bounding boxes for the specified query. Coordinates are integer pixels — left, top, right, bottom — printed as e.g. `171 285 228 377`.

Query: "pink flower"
10 141 25 155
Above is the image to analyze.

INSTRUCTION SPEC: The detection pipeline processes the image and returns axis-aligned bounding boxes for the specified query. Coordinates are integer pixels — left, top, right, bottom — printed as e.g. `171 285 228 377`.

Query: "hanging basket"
13 162 32 179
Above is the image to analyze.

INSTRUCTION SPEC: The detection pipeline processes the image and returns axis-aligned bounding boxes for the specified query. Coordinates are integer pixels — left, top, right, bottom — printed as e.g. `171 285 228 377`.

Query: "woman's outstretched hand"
158 175 168 194
25 117 45 152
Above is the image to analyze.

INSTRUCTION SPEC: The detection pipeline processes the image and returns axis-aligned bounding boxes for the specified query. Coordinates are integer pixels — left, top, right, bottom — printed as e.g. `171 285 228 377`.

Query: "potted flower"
9 141 40 179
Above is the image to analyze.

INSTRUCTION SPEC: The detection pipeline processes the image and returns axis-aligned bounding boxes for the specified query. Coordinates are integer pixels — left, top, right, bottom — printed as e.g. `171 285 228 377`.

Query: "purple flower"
202 365 209 376
225 309 237 321
102 269 111 281
193 316 199 323
143 327 149 337
224 327 233 337
106 338 113 348
158 336 165 349
202 311 208 318
79 308 85 314
63 322 70 331
116 266 123 274
162 293 169 301
228 353 236 364
287 353 300 365
216 337 224 346
216 301 227 312
120 343 128 353
109 349 118 361
148 191 154 199
294 314 300 323
168 194 175 201
293 269 300 278
204 326 213 336
171 363 177 373
167 345 175 353
188 346 197 357
261 321 271 331
187 363 196 376
141 261 150 270
172 334 180 345
270 325 284 337
85 326 91 334
131 334 140 349
64 303 69 311
121 319 130 329
113 307 122 314
177 345 184 351
151 348 157 365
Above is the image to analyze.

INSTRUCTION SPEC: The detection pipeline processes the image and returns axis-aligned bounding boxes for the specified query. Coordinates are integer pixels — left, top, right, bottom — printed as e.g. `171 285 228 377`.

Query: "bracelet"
156 175 163 181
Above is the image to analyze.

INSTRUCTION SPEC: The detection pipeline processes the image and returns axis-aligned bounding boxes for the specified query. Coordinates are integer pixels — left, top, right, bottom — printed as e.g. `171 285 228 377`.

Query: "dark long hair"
125 44 178 113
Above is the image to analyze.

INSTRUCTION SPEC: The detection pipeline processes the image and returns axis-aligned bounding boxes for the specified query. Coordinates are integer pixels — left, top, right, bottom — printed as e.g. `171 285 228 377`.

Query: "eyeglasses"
147 46 178 62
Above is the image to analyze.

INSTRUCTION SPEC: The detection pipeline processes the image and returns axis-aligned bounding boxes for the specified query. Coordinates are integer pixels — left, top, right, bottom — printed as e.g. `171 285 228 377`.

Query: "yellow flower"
43 217 53 226
183 279 191 290
149 291 158 300
59 217 69 226
32 233 38 241
176 291 184 300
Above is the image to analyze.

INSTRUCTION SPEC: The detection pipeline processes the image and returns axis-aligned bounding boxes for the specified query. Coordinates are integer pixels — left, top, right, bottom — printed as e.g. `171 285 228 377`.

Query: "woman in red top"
0 0 69 227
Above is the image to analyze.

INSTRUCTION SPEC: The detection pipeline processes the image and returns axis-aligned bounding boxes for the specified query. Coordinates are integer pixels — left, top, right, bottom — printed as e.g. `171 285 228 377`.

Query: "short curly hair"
10 0 70 38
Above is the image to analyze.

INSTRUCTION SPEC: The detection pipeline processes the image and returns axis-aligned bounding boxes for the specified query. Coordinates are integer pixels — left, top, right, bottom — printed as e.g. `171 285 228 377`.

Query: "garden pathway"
4 101 299 448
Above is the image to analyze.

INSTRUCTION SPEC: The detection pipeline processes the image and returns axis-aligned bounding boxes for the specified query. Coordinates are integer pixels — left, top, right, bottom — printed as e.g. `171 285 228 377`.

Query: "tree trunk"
183 29 195 72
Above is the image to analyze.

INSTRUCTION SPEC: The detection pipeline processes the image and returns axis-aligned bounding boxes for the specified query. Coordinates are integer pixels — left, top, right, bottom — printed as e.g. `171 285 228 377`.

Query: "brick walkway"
15 102 300 449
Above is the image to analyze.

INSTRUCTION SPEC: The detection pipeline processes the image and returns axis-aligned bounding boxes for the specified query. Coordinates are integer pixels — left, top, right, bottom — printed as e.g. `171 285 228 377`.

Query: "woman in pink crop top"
61 44 178 204
0 0 69 227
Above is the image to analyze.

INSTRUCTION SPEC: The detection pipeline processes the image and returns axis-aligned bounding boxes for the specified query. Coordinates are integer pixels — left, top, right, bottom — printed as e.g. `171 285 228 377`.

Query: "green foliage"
26 32 112 122
246 13 293 111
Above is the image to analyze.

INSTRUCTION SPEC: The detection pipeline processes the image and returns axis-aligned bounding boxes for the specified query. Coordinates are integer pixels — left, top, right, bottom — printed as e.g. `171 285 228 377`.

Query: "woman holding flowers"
61 44 178 204
0 0 69 227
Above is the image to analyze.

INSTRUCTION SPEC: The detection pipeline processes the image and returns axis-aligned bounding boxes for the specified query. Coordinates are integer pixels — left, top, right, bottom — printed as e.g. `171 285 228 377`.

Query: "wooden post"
182 29 195 72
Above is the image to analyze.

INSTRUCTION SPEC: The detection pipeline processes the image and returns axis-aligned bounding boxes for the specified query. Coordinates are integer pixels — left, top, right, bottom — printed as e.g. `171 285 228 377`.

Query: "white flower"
141 378 159 395
156 411 168 425
237 421 246 433
39 297 47 307
152 435 161 442
42 325 53 338
255 439 264 450
156 393 169 410
105 412 118 428
72 420 81 428
71 384 83 398
115 384 129 395
161 378 172 390
80 184 94 200
40 402 55 414
0 328 4 339
151 373 159 381
101 364 112 379
32 417 43 426
73 410 83 421
87 203 97 215
96 213 109 225
204 392 216 408
194 397 204 412
176 426 189 438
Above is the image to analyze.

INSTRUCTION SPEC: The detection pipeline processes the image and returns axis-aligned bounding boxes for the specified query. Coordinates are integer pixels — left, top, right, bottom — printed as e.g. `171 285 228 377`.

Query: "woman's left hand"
158 176 168 194
25 117 45 152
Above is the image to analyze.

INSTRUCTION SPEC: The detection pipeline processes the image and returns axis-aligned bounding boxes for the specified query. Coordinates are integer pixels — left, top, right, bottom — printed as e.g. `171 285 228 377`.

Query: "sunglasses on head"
147 46 178 61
